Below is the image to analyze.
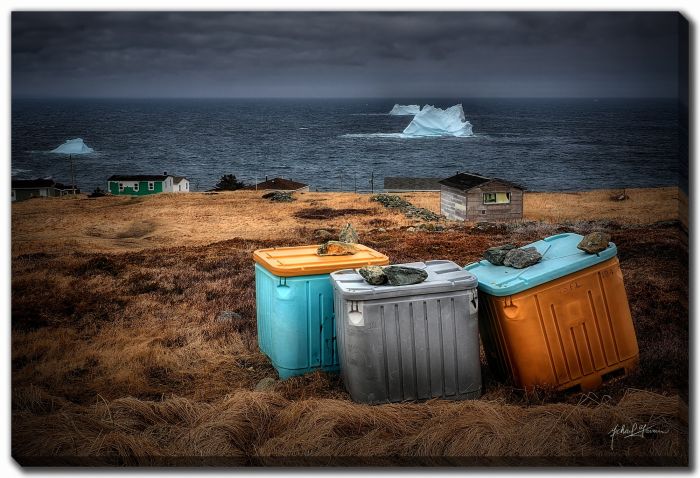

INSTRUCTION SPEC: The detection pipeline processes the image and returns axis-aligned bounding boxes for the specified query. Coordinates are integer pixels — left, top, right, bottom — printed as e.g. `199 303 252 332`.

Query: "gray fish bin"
330 260 481 404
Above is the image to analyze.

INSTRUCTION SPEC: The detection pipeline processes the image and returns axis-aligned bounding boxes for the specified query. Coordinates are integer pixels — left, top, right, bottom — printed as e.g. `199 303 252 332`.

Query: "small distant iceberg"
402 104 473 137
388 104 421 116
50 138 94 154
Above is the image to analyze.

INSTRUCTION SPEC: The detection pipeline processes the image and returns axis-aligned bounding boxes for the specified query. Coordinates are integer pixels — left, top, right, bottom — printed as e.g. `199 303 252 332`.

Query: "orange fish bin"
464 233 639 392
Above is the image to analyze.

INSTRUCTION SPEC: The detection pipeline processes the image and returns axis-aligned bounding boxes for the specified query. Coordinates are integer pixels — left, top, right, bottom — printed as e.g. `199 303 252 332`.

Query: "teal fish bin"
253 244 390 379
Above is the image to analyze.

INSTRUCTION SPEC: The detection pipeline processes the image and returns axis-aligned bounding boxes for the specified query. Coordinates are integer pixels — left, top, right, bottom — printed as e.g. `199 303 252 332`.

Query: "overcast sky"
12 11 683 98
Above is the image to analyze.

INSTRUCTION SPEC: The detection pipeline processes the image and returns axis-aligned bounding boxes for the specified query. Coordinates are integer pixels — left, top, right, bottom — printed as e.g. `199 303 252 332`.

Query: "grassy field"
11 187 688 465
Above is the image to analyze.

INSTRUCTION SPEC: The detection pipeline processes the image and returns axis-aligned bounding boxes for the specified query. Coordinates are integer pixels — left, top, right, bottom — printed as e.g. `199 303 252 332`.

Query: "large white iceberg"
402 104 473 137
50 138 94 155
388 104 421 116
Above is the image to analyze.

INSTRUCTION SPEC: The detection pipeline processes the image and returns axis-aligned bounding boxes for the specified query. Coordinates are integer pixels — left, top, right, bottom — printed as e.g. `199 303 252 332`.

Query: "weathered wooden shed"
439 172 525 222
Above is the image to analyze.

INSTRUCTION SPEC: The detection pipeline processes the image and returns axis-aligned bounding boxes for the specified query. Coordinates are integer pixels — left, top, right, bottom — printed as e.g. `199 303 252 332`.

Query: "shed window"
483 192 511 204
148 181 155 191
119 182 124 192
133 183 139 192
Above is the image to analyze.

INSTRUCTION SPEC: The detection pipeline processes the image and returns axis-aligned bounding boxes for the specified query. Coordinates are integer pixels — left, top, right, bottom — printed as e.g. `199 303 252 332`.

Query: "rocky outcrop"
263 191 294 202
371 194 443 222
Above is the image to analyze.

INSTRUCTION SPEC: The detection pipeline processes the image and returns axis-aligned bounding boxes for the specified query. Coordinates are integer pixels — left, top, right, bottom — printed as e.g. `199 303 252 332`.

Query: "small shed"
250 177 309 192
439 172 525 222
383 177 442 192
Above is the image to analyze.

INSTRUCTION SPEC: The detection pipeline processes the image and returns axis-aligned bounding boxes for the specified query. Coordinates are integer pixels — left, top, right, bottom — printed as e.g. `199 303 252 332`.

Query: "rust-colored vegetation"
11 189 688 465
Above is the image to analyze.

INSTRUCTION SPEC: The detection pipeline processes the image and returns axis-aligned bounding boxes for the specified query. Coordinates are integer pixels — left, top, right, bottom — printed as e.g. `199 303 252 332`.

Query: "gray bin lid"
330 260 478 300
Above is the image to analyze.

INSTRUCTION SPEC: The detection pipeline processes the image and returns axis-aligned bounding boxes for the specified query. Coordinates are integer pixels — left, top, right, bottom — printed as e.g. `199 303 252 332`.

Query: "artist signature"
609 422 669 450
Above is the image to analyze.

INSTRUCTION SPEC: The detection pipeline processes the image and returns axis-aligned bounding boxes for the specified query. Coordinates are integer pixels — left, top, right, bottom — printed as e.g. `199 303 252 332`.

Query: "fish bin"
330 260 481 404
465 233 639 392
254 244 389 379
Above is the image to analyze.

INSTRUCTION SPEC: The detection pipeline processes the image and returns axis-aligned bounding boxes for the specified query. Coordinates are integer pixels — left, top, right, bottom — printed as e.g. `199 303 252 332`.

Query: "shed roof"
384 177 443 191
250 177 308 190
172 176 188 184
439 172 525 191
12 178 56 189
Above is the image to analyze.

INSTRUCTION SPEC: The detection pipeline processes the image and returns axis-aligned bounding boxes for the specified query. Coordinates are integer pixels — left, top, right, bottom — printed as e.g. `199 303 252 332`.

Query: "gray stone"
317 241 357 256
577 232 611 254
503 247 542 269
407 227 416 232
358 265 387 285
484 244 516 266
313 229 334 241
255 377 277 391
384 265 428 286
217 310 242 322
377 227 387 232
339 223 359 244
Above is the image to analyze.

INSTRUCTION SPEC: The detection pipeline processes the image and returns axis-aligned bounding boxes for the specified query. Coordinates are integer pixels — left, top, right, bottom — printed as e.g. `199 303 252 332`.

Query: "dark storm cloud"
11 11 683 98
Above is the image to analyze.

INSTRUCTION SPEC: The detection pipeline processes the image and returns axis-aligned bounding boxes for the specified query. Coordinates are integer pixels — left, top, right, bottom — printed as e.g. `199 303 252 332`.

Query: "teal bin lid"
464 233 617 296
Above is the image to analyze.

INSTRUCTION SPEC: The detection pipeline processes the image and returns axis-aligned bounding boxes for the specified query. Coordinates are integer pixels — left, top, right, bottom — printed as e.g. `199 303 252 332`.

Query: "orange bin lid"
254 244 390 277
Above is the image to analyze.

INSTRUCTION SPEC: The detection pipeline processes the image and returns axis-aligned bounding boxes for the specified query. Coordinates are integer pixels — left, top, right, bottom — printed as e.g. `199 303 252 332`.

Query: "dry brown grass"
12 187 680 257
11 188 688 465
12 386 686 466
523 187 679 224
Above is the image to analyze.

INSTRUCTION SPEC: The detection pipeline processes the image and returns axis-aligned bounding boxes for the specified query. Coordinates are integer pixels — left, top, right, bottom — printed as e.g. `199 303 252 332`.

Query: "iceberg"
50 138 94 155
388 104 421 116
402 104 473 137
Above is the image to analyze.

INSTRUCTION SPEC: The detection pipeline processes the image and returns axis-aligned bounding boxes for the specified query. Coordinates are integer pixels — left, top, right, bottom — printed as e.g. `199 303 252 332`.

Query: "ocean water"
11 98 682 193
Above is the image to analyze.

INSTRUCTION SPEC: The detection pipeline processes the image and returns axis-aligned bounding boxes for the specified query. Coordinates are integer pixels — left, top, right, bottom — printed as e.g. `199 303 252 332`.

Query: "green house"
107 174 190 196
